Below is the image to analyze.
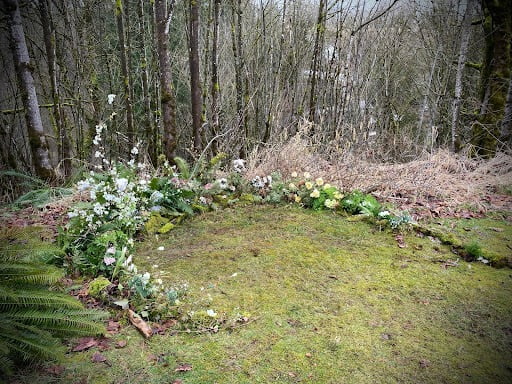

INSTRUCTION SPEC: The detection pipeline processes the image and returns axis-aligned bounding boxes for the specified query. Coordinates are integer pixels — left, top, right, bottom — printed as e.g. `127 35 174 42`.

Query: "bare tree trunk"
210 0 221 155
501 75 512 146
472 0 512 157
115 0 135 149
308 0 326 125
155 0 178 161
137 0 156 162
3 0 55 180
189 0 202 153
451 0 475 152
230 0 246 157
38 0 71 178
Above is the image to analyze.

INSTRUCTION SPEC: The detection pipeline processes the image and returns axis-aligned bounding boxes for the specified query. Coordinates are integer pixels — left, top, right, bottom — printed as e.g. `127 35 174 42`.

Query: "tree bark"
155 0 178 161
451 0 475 152
308 0 326 125
115 0 135 149
3 0 55 180
210 0 221 155
472 0 512 157
38 0 72 178
189 0 202 153
137 0 156 162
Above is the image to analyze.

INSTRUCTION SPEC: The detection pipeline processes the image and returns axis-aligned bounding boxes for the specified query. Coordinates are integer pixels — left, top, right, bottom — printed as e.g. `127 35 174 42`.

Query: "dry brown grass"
247 135 512 217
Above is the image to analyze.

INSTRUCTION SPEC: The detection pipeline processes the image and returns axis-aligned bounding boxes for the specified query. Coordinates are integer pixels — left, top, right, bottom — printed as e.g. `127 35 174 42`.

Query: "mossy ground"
13 205 512 383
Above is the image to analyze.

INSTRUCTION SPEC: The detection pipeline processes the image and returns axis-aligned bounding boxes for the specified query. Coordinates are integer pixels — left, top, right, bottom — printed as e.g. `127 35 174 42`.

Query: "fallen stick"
128 309 152 338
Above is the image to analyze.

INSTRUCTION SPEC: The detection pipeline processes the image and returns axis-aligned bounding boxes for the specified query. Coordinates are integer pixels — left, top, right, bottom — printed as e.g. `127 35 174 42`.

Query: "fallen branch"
128 309 152 338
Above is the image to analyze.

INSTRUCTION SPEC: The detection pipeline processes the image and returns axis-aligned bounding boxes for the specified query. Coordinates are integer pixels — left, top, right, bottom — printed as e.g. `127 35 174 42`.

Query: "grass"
13 205 512 383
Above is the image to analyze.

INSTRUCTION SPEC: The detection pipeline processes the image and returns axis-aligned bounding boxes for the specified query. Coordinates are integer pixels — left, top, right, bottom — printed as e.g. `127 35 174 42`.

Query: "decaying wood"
128 309 152 338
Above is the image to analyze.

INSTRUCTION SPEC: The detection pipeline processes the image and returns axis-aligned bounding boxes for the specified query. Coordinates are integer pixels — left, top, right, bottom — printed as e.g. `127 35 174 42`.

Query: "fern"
0 228 108 376
173 156 191 179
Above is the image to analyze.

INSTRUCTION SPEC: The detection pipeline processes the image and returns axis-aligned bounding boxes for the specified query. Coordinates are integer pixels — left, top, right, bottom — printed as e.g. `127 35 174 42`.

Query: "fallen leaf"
305 353 312 358
107 320 121 333
97 338 111 351
172 380 183 384
490 227 504 232
72 337 98 352
91 352 107 363
175 363 193 372
395 234 407 248
116 340 127 348
44 365 65 376
327 275 338 280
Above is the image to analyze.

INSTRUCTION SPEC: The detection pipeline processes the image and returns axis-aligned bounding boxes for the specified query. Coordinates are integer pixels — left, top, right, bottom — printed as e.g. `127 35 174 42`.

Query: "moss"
144 213 170 235
158 222 175 234
14 206 512 383
88 276 111 298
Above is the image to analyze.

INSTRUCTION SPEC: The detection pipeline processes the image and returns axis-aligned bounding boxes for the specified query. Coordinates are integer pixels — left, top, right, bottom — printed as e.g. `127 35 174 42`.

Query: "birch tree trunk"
155 0 178 161
3 0 55 180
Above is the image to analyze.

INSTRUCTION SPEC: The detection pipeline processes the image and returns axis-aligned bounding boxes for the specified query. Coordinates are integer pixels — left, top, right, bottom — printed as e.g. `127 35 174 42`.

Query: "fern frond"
0 170 46 188
173 156 191 179
0 287 84 310
0 262 63 285
7 309 107 336
0 321 64 360
0 354 14 376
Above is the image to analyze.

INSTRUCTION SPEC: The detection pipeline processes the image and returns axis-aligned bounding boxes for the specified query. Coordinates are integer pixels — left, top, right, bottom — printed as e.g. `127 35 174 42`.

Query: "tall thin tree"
2 0 55 180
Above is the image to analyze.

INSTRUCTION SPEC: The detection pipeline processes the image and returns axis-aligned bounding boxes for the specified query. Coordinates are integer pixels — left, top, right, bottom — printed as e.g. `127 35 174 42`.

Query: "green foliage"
88 276 111 298
0 170 72 209
145 213 171 234
465 241 484 260
0 228 107 376
173 156 191 179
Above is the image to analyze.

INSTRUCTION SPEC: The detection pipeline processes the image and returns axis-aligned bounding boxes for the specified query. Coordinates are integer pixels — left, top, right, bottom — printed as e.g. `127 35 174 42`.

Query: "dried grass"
247 134 512 216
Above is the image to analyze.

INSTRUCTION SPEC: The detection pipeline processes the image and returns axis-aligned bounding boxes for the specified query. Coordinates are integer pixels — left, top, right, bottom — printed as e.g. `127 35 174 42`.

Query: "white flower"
142 272 151 284
131 146 139 155
67 211 78 218
477 256 490 264
150 205 162 212
127 239 134 246
150 190 164 202
304 172 311 179
104 256 116 266
233 159 246 173
315 177 324 186
77 180 90 192
291 171 298 178
199 196 208 204
95 124 105 134
115 178 129 192
90 189 96 200
378 211 390 218
206 309 217 317
251 176 264 189
324 199 339 209
93 203 105 215
218 178 228 189
289 183 297 190
157 246 165 251
106 246 116 254
107 94 116 104
128 159 135 167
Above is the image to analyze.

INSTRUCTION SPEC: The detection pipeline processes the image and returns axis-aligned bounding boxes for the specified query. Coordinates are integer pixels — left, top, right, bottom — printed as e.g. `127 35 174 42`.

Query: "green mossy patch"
13 206 512 383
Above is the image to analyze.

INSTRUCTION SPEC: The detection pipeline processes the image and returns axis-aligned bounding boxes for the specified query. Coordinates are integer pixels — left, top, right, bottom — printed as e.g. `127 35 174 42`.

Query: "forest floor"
10 205 512 384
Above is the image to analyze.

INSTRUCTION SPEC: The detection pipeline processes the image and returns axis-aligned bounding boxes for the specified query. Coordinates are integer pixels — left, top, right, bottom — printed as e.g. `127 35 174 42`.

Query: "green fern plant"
0 228 108 376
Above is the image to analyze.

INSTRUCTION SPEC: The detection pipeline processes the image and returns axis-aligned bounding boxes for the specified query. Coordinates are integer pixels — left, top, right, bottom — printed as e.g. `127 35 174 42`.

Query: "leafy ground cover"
11 205 512 384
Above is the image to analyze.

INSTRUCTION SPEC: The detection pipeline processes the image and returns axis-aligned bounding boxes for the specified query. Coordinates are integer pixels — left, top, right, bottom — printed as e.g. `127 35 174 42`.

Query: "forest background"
0 0 511 189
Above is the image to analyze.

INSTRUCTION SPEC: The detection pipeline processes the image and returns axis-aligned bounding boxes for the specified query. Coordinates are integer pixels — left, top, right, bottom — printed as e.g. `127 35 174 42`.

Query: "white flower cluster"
232 159 246 173
251 175 272 189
